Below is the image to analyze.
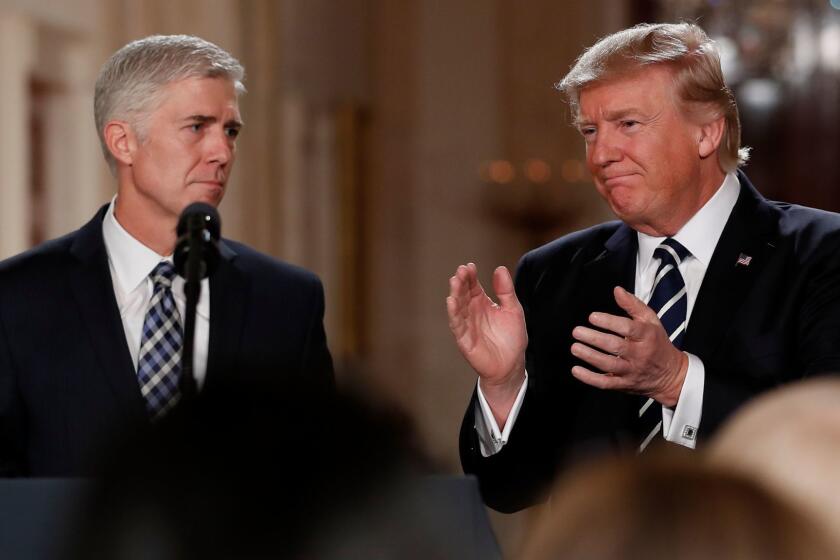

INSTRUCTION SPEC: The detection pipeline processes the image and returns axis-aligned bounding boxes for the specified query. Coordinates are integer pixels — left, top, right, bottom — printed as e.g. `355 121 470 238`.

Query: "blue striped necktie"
638 238 690 452
137 261 183 421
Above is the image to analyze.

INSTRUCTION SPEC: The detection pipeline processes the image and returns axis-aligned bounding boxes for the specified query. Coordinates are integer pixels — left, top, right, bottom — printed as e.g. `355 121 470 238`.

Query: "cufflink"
682 425 697 440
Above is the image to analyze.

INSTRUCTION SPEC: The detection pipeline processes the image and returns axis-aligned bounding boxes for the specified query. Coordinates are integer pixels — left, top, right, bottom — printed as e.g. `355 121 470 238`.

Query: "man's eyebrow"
182 115 244 128
183 114 215 123
576 108 647 127
603 108 646 121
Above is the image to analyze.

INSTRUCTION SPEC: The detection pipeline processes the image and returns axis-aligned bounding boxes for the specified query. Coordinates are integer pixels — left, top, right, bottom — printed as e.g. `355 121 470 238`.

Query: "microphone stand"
179 220 204 401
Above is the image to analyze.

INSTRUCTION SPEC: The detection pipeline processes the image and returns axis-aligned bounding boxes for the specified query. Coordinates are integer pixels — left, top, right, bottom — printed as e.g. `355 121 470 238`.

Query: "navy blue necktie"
638 238 690 452
137 261 183 421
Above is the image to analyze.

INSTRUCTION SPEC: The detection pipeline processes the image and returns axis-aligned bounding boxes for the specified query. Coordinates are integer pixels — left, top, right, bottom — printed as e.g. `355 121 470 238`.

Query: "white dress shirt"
476 173 741 456
102 198 211 389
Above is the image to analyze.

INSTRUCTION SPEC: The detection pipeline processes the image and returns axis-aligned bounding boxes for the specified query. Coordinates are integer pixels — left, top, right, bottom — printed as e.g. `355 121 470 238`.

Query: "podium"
0 476 499 559
0 479 88 560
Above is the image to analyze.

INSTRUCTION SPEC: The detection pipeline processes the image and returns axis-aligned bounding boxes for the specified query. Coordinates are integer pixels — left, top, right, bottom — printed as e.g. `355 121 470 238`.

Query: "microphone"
174 202 221 280
173 202 221 401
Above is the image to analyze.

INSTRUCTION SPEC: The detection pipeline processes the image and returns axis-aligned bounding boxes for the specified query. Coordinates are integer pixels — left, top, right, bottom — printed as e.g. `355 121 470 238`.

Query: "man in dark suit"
0 35 333 476
447 22 840 512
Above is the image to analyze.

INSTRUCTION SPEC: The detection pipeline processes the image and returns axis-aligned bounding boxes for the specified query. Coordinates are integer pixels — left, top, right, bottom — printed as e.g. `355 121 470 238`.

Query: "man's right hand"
447 263 527 428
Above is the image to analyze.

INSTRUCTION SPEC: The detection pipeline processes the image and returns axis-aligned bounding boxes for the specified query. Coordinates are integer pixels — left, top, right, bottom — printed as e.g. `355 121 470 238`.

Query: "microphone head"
174 202 222 279
176 202 221 241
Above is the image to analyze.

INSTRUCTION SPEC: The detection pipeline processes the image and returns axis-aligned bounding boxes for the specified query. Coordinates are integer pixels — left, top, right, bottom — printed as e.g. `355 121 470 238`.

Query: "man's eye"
579 128 596 141
189 123 203 133
225 127 240 138
621 120 639 129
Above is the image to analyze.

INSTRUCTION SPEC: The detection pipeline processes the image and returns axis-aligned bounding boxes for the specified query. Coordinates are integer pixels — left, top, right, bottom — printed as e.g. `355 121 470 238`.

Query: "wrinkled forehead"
151 76 241 116
575 65 680 120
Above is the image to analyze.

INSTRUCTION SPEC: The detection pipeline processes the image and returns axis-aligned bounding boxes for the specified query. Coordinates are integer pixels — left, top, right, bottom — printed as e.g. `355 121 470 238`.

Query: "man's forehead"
577 66 677 119
155 76 240 114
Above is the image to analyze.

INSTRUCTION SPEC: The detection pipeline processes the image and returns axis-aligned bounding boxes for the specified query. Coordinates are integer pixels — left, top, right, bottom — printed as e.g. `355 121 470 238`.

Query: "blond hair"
525 450 836 559
557 22 749 172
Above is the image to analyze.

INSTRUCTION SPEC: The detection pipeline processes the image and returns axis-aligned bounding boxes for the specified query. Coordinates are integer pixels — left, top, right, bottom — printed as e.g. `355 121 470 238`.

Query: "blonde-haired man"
448 23 840 512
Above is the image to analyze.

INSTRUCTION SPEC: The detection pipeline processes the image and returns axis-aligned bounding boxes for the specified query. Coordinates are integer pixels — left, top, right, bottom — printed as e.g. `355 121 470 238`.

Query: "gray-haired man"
0 35 333 476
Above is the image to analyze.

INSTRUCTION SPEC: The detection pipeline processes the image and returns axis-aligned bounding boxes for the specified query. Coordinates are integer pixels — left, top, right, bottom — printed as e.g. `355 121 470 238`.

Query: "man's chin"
603 193 635 220
188 184 224 207
606 199 647 228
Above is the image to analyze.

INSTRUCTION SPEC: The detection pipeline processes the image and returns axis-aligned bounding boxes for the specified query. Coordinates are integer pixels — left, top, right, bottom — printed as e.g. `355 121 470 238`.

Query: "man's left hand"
569 286 688 407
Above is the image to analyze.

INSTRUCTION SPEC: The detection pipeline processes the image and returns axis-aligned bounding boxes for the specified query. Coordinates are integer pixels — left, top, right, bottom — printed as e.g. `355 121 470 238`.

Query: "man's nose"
206 129 234 165
589 130 622 167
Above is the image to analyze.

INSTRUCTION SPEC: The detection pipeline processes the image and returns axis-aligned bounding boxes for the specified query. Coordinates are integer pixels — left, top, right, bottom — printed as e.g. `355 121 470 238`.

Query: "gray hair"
556 22 749 172
94 34 246 173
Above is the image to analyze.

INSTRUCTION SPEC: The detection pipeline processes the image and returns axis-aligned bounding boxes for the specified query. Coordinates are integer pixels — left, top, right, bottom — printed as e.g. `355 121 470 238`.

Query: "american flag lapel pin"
736 253 752 267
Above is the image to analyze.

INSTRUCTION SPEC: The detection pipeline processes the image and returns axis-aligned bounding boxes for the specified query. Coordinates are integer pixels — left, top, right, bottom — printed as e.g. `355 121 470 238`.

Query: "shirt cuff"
661 352 704 449
474 372 528 457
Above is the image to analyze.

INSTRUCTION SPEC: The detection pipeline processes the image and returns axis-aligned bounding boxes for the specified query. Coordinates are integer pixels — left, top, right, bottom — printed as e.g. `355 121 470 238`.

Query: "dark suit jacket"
460 172 840 512
0 206 333 476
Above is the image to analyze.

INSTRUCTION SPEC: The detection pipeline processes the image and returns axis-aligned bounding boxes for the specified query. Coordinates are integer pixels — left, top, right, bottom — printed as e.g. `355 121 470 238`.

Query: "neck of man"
113 188 177 257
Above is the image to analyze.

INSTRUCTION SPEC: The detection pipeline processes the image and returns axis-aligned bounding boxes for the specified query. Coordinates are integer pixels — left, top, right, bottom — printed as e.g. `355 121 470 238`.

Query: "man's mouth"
600 173 637 187
601 172 634 181
192 180 225 188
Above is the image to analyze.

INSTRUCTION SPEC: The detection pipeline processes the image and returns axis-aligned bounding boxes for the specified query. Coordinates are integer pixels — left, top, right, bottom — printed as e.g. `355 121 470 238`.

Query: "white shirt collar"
102 196 170 295
102 196 210 318
637 172 740 271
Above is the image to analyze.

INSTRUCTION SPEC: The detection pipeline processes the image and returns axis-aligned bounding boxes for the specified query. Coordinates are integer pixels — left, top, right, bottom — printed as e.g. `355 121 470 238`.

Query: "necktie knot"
150 261 177 290
653 238 691 268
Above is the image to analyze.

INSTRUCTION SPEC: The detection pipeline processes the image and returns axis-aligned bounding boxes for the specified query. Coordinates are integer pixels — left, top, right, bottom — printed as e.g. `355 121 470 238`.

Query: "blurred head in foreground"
709 376 840 549
63 378 443 559
523 449 836 560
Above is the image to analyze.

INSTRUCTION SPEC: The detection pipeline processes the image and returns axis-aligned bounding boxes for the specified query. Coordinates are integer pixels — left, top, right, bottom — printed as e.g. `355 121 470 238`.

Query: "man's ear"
103 121 137 166
698 116 725 159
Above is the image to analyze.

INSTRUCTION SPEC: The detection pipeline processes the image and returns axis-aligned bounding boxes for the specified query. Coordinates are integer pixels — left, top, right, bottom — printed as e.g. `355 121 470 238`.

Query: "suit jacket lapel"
204 240 249 391
683 172 777 358
68 206 147 422
579 223 638 317
574 224 640 443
